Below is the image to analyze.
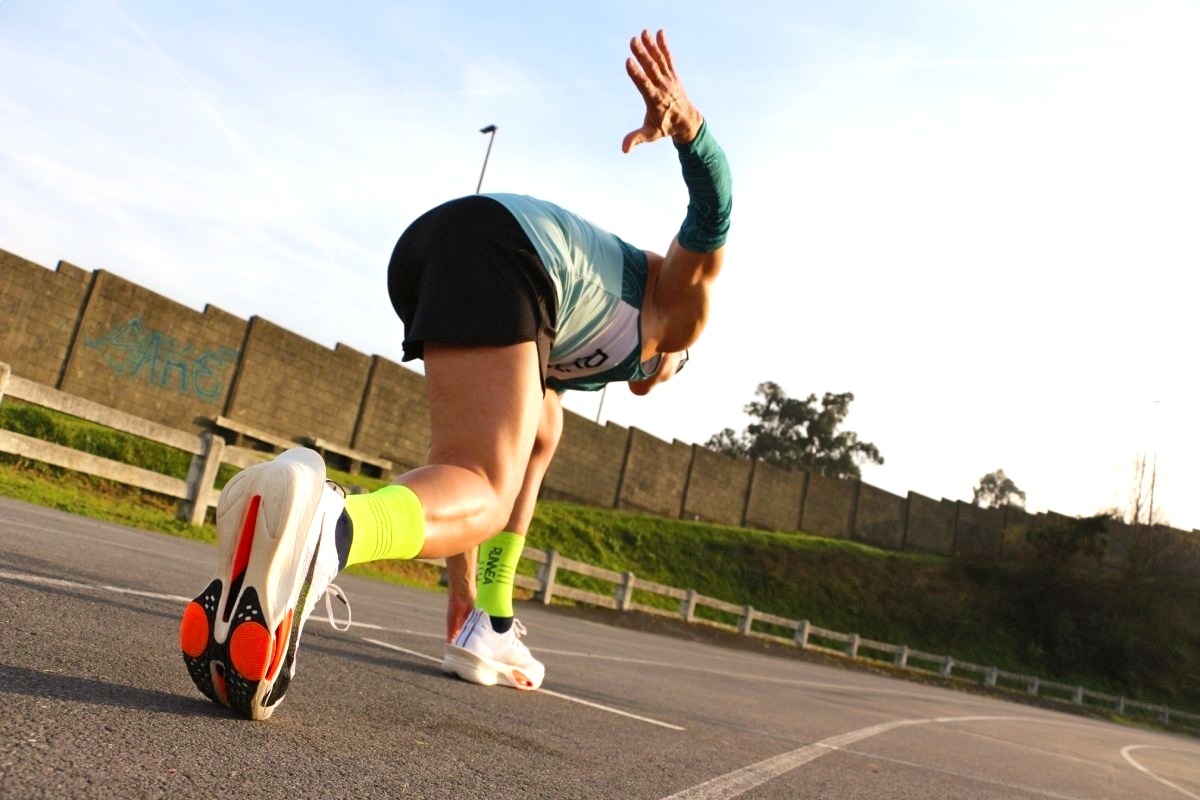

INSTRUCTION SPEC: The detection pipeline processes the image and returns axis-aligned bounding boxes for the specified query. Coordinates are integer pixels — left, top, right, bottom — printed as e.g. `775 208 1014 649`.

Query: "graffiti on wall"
84 318 239 402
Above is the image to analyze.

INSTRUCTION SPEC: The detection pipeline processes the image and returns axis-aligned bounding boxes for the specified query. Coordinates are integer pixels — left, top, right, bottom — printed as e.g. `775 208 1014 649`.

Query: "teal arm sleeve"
674 120 732 253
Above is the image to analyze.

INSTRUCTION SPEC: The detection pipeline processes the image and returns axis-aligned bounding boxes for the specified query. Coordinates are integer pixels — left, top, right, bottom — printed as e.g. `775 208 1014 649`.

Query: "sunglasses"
641 349 690 378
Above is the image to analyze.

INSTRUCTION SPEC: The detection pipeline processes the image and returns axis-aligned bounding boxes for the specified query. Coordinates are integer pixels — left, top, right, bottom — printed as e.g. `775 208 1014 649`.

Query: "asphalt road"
2 496 1198 799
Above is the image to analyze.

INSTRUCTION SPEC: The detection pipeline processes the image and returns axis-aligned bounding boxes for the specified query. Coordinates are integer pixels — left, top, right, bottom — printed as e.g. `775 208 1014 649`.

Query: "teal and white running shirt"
485 193 653 392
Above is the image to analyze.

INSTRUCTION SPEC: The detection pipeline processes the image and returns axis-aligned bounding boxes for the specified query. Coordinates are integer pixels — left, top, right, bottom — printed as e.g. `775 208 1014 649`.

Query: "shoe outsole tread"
179 451 327 721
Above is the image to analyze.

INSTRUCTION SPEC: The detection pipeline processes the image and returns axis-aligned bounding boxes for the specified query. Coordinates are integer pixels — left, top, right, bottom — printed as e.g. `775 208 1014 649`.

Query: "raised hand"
621 29 703 153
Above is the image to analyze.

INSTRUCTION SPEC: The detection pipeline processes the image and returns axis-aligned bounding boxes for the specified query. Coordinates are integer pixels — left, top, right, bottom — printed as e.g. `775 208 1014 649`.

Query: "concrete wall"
59 271 246 431
800 472 856 540
6 244 1192 573
617 428 692 517
224 317 370 445
352 356 430 472
542 413 629 508
903 493 957 555
953 501 1005 559
743 461 806 532
854 483 907 550
0 250 92 386
681 446 754 526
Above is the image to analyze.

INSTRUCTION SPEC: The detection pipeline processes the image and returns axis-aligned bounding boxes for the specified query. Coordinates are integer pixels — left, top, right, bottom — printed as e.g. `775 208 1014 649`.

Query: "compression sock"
339 484 426 567
475 531 524 633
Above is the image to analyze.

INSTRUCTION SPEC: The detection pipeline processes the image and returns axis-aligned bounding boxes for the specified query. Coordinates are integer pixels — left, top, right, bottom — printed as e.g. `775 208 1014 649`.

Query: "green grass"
3 397 1199 717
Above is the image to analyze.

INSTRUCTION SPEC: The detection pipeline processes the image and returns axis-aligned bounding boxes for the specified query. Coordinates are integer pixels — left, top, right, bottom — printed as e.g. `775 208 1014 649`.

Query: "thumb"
622 127 648 153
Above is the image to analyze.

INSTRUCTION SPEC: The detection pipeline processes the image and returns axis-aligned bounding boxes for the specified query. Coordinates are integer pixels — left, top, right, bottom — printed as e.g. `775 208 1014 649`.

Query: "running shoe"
442 608 545 690
179 447 350 720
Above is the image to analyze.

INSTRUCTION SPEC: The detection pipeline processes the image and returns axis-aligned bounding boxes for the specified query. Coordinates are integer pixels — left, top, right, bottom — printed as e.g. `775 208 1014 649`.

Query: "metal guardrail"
1 363 1196 730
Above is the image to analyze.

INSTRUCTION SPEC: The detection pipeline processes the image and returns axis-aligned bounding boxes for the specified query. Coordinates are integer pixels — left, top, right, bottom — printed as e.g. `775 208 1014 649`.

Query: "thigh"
422 341 545 503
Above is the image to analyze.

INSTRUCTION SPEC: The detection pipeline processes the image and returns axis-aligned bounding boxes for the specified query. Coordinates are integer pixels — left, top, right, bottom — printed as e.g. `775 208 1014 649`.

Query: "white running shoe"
442 608 545 691
180 447 350 720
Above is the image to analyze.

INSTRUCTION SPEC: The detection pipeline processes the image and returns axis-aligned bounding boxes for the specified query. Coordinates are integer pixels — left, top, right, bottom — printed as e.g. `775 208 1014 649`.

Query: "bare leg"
444 390 563 640
399 341 544 558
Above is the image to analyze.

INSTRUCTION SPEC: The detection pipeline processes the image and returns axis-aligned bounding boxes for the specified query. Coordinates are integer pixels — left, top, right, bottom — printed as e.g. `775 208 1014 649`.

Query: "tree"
1125 451 1167 528
972 469 1026 509
705 382 883 479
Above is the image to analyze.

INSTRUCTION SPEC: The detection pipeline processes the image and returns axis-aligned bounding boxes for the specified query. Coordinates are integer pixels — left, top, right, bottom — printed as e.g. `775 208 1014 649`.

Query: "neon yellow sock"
343 484 425 566
475 531 524 618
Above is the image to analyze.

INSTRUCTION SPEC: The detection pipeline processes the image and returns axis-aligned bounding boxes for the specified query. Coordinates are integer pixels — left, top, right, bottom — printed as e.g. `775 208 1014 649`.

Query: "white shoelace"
323 583 352 632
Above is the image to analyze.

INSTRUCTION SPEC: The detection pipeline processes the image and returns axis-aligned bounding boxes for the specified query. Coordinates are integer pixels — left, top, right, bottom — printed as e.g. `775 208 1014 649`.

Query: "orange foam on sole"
180 602 210 658
229 621 273 681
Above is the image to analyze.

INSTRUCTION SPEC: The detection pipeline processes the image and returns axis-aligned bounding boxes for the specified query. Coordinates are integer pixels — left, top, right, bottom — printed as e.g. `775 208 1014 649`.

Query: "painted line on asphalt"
0 568 1106 721
1 516 201 564
0 568 191 604
361 637 685 731
1122 745 1200 799
659 715 1086 800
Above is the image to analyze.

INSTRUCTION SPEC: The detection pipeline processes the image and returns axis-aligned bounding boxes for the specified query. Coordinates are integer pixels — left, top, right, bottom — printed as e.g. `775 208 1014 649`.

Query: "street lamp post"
476 124 497 193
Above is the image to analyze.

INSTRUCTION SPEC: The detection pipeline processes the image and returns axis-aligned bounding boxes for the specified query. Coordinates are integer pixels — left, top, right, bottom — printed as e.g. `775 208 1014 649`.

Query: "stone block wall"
542 414 629 507
743 461 806 532
903 493 957 555
953 501 1005 559
0 250 92 386
224 317 370 446
854 483 907 550
7 244 1191 574
800 472 856 540
352 356 431 472
617 428 692 517
681 446 754 526
59 271 246 431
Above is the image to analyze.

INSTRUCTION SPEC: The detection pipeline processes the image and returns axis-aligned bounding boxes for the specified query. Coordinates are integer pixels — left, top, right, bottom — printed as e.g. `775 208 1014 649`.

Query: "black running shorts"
387 195 559 387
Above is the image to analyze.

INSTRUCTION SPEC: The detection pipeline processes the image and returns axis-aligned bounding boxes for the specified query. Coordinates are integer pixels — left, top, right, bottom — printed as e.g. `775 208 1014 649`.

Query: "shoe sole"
180 452 325 720
442 644 543 691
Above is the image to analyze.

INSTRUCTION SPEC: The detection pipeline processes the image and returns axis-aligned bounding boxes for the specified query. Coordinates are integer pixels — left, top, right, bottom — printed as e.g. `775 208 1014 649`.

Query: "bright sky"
2 1 1197 531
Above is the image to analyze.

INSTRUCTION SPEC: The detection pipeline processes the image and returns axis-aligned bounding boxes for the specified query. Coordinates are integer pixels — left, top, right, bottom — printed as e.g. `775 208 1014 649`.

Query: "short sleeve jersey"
485 193 654 392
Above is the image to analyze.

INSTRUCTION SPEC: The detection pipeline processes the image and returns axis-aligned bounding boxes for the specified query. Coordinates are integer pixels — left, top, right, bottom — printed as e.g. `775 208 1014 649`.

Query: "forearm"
675 120 732 254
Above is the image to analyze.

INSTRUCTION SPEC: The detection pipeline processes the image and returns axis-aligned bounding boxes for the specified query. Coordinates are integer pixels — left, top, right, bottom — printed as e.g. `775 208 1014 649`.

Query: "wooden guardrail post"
984 667 998 687
618 571 636 611
794 620 810 649
1116 697 1126 715
895 645 909 668
739 605 755 635
538 549 560 605
1161 706 1171 725
1027 677 1040 696
680 589 698 622
0 362 10 405
846 634 860 659
939 656 954 678
1072 686 1084 705
179 432 225 526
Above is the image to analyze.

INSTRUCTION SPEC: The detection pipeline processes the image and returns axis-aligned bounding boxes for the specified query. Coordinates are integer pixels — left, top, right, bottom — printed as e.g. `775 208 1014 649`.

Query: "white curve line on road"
0 568 191 603
361 637 685 731
659 715 1065 800
2 517 200 564
1122 745 1200 799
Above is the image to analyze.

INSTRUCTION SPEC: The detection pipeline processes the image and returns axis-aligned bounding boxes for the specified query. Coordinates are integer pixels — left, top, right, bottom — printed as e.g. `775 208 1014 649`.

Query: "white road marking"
0 568 191 603
1122 745 1200 799
361 637 685 731
659 715 1074 800
2 517 200 564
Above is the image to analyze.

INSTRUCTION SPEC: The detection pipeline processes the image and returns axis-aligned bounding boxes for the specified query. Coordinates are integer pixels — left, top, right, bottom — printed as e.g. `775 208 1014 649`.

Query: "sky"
2 0 1197 530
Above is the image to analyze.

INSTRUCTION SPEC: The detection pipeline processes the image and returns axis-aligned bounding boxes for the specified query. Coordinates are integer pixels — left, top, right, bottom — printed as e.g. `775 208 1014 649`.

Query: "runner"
179 28 732 719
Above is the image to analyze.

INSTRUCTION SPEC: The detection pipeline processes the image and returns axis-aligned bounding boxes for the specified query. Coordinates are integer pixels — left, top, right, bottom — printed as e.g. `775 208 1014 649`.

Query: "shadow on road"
0 662 232 720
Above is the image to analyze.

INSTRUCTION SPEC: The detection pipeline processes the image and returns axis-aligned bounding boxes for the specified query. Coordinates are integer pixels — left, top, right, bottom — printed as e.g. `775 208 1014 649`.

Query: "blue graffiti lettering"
84 318 239 402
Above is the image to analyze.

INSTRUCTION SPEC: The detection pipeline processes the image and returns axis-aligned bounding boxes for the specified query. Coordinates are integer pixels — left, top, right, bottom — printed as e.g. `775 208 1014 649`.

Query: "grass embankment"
2 398 1198 715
